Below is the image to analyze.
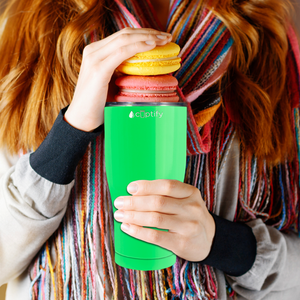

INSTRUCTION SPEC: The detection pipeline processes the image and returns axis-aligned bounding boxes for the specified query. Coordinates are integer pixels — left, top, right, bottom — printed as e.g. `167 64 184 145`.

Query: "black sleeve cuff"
29 106 104 184
198 213 257 277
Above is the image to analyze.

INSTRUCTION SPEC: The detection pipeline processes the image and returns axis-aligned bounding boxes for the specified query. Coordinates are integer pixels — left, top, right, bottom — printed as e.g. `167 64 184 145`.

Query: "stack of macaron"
115 42 181 103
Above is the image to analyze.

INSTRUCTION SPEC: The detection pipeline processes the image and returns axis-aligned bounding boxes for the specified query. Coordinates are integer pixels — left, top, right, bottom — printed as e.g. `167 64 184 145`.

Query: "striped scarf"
28 0 300 299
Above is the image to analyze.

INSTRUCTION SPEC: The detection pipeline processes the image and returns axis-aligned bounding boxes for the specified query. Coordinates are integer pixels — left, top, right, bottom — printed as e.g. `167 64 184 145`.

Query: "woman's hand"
113 179 216 262
64 27 172 132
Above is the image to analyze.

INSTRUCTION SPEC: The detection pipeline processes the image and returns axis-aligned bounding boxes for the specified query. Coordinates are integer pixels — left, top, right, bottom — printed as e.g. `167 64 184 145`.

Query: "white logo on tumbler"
129 110 163 119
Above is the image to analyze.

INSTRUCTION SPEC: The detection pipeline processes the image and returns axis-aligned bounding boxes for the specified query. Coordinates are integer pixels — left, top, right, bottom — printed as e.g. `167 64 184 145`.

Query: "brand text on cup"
129 110 163 119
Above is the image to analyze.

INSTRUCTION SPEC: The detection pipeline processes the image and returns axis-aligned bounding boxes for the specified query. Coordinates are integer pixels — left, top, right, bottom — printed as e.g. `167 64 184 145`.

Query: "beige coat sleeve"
216 135 300 299
227 219 300 300
0 151 73 285
0 147 19 178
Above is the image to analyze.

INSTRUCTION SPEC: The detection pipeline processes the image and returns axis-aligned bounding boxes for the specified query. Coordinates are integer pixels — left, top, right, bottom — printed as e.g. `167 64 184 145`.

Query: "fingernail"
127 183 138 194
160 32 172 36
121 223 130 231
145 40 155 45
114 210 124 220
114 197 124 208
156 35 167 39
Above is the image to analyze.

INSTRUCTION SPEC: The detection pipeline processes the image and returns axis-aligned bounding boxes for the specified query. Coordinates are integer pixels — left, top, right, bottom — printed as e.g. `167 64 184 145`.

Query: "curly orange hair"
0 0 298 166
208 0 297 164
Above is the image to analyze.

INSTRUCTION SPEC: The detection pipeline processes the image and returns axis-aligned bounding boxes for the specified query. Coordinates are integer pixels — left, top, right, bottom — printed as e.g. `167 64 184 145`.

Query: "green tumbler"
104 102 187 271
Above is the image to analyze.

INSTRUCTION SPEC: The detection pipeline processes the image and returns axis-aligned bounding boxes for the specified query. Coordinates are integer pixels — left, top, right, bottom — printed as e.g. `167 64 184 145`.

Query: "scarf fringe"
29 105 300 299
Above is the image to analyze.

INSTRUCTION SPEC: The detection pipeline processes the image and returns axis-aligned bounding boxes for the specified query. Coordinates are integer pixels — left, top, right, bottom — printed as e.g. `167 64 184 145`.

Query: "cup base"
115 251 176 271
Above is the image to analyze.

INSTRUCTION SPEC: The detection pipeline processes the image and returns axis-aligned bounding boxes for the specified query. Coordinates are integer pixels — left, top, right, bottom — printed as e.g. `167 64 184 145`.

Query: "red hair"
208 0 297 164
0 0 298 166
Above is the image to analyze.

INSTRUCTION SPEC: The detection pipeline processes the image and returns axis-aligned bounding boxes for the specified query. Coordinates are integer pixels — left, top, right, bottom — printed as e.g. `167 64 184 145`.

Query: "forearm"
0 154 73 285
0 106 103 284
197 213 300 300
227 219 300 299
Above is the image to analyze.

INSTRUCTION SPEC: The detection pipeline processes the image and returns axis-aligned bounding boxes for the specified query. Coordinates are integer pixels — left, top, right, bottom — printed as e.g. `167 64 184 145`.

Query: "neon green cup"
104 102 187 271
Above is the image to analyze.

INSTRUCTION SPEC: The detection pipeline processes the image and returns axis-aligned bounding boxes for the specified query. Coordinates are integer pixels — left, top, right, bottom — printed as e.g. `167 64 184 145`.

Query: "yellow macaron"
117 42 181 76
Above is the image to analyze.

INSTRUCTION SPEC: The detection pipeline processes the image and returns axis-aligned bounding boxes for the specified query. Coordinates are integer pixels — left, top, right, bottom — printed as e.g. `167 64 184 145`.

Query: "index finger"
127 179 195 198
87 27 171 52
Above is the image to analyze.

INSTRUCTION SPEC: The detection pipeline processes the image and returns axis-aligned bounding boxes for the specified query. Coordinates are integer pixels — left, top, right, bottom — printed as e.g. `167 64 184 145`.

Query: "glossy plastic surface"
104 103 187 270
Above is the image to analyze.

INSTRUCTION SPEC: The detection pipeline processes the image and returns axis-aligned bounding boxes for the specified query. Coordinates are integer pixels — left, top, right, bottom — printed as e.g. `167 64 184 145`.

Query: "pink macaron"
114 75 179 102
